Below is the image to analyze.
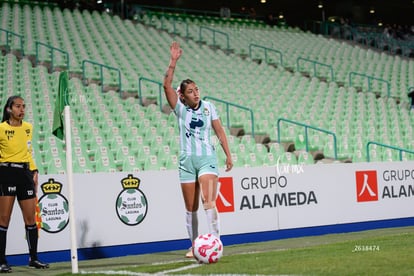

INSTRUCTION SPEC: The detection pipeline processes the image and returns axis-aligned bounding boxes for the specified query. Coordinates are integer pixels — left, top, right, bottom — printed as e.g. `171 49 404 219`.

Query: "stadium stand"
0 2 413 174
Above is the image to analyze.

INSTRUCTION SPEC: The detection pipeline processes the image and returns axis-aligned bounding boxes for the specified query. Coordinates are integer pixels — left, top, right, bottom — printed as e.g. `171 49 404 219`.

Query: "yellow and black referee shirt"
0 121 37 171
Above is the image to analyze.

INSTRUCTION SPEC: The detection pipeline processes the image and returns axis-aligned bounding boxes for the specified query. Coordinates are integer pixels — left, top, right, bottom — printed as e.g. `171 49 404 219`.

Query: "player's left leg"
198 174 220 238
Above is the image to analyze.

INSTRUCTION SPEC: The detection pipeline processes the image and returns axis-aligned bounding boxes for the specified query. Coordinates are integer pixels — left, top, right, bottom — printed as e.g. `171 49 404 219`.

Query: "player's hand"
170 41 182 61
225 158 233 172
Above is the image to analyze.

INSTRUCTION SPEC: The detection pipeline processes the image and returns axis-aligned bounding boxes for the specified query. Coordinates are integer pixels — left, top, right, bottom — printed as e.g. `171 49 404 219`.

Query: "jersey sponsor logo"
189 118 204 129
355 171 378 202
5 130 14 140
216 177 235 213
186 118 205 138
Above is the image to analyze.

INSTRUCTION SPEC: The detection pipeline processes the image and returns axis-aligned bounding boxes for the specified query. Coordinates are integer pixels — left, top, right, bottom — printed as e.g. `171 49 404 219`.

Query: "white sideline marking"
160 263 200 274
80 270 151 275
78 260 200 275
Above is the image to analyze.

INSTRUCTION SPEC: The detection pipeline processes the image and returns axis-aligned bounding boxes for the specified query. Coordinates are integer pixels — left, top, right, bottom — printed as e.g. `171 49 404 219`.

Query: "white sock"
185 211 198 244
205 207 220 238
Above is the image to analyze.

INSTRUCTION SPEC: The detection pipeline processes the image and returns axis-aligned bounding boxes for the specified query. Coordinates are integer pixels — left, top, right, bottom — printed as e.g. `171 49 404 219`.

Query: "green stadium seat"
143 155 165 171
114 145 130 165
278 152 297 165
243 152 263 168
45 157 66 175
95 155 118 173
121 156 141 172
262 152 279 167
268 142 285 156
297 151 315 165
230 152 245 167
164 154 178 170
73 156 93 173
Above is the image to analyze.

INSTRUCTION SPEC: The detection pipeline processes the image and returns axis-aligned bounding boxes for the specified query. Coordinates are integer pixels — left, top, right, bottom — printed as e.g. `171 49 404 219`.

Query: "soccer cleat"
28 259 49 269
185 247 194 258
0 264 11 273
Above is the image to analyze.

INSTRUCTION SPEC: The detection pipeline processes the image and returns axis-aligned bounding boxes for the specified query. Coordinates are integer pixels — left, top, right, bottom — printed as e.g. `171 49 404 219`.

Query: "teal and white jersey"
174 99 218 156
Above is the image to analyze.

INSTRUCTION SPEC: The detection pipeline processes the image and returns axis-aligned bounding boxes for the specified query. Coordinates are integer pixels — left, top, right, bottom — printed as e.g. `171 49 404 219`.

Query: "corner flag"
52 71 69 140
51 70 79 273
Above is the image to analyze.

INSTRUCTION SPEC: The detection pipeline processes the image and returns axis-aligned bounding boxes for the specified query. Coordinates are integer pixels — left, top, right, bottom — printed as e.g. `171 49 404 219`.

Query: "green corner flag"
52 71 69 140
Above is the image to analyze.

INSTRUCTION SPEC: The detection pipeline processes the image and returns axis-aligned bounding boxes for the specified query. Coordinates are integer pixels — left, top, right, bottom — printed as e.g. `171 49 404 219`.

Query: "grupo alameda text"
239 176 317 210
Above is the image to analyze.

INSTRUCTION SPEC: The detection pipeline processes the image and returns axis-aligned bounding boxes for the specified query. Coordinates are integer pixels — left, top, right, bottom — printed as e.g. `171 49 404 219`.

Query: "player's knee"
203 200 216 210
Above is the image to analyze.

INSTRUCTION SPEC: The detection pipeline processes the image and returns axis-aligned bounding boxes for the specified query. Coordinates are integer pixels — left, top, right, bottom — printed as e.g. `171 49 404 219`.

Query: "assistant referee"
0 95 49 272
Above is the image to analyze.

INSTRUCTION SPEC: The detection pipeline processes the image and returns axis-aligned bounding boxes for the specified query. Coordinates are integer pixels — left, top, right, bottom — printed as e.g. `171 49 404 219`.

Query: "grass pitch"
12 226 414 275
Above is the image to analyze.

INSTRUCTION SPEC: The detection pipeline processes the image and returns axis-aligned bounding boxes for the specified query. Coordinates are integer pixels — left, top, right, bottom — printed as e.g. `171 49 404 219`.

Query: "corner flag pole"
64 105 79 274
52 71 78 273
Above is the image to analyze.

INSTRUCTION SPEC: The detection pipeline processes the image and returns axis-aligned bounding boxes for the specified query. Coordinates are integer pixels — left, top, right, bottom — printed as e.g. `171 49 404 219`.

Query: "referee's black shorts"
0 164 36 200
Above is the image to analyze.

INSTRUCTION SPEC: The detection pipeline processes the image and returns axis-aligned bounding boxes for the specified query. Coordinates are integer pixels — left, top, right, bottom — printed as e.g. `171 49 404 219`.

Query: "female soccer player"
0 96 49 272
163 41 233 258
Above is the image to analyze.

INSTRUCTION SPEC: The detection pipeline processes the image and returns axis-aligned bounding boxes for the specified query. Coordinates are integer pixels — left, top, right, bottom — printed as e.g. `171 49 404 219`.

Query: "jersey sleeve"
210 102 219 121
174 96 184 117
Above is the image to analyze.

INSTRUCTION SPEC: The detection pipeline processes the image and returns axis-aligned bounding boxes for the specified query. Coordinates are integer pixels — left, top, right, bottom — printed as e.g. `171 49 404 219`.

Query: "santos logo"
355 171 378 202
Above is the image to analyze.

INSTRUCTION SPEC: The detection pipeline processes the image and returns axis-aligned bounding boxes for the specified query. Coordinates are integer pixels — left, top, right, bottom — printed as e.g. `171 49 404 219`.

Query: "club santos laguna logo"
355 170 414 202
116 174 148 226
38 179 69 233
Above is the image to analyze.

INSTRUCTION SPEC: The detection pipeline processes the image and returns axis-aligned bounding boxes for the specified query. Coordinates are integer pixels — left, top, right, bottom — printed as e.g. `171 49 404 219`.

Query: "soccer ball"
192 233 223 264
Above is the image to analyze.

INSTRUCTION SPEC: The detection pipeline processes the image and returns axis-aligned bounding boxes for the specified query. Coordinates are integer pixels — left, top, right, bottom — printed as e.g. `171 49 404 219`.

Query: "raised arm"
163 41 183 109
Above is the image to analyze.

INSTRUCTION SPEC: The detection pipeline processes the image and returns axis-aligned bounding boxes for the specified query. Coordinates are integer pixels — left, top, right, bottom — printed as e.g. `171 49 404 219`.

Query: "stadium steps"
1 3 413 173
